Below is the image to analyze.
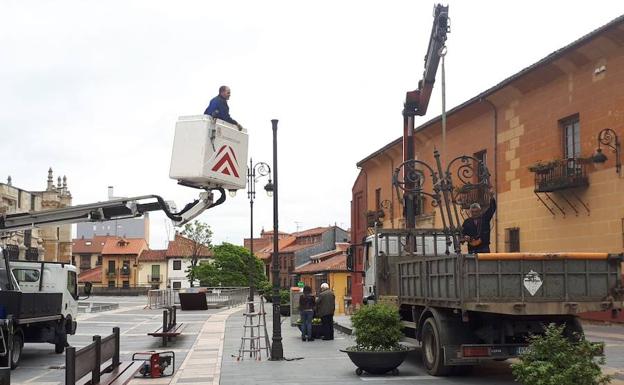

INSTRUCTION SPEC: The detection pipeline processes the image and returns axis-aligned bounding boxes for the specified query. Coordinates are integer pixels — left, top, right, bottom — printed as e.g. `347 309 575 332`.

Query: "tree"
511 323 611 385
193 243 267 287
180 220 213 287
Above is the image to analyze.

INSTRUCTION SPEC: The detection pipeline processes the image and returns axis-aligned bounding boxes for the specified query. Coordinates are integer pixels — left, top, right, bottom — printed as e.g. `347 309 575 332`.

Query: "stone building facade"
0 168 73 262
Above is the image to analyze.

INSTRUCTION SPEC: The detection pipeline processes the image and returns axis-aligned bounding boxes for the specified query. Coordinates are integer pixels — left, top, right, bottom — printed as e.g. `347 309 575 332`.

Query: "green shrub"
256 280 271 294
511 323 611 385
259 286 290 304
349 303 404 351
280 289 290 304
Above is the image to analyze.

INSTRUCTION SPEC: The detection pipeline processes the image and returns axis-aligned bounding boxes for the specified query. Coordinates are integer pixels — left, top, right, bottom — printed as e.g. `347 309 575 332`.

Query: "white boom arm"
0 188 225 233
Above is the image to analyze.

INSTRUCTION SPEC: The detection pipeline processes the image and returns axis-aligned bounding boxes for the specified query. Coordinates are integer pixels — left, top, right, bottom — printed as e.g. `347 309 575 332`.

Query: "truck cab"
0 249 80 368
363 231 449 304
11 261 79 333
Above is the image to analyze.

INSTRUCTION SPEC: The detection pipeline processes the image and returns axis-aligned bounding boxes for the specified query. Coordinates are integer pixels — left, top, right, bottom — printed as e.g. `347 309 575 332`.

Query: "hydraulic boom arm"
402 4 450 231
0 188 225 233
404 4 450 117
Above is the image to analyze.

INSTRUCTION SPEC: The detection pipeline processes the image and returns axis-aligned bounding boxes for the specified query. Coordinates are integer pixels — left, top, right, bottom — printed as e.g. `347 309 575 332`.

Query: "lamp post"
246 158 273 313
592 128 621 175
270 119 284 361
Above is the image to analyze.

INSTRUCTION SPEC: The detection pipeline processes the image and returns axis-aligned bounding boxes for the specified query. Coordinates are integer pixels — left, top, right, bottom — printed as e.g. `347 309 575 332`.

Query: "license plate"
516 346 530 355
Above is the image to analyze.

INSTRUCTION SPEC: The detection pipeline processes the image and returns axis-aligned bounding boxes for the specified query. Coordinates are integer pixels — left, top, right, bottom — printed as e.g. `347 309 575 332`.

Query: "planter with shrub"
341 303 413 375
511 323 611 385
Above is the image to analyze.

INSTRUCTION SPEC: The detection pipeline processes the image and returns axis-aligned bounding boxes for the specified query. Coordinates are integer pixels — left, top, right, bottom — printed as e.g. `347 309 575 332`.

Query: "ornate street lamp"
592 128 621 175
269 119 284 361
246 158 272 313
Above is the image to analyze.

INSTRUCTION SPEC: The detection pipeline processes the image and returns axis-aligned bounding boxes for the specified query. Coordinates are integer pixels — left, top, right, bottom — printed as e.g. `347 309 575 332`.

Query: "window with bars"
474 150 488 183
505 228 520 252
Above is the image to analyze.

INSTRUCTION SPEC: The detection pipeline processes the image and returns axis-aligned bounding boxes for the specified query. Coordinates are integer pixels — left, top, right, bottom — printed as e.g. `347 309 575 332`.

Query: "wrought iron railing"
366 210 384 227
532 158 589 193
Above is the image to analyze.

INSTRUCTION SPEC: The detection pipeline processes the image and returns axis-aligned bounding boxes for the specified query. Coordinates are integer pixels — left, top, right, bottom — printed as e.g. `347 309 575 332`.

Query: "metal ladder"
237 298 270 361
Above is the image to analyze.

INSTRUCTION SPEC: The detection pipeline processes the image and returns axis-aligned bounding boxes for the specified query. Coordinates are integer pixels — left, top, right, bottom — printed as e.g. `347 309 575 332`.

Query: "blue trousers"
300 310 314 339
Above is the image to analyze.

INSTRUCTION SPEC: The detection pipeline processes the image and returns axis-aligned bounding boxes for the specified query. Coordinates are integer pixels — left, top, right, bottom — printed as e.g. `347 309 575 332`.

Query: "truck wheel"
421 318 451 376
55 342 65 354
10 333 23 369
563 317 583 341
55 332 68 354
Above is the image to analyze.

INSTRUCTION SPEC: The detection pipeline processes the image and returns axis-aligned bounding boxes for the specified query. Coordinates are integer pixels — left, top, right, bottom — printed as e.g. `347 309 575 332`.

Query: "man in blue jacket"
204 86 243 130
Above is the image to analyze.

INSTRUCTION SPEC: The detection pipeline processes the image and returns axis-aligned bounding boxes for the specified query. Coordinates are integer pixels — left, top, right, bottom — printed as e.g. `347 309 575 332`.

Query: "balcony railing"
366 209 384 227
148 274 163 283
454 183 490 210
530 158 589 193
106 267 131 277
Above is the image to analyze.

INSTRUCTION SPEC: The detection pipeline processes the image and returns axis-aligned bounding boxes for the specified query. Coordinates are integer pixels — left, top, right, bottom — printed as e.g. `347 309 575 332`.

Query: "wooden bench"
66 327 143 385
148 306 184 347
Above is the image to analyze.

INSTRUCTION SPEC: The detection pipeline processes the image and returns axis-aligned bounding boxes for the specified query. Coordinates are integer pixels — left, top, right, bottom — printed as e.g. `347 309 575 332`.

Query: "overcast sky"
2 1 623 248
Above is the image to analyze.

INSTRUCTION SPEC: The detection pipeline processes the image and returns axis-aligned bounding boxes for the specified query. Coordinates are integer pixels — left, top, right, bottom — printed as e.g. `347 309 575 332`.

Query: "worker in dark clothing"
204 85 243 130
315 282 335 340
461 189 496 253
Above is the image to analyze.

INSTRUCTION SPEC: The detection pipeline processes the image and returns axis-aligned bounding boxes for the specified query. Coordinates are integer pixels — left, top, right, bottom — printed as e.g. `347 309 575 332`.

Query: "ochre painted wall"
354 25 624 256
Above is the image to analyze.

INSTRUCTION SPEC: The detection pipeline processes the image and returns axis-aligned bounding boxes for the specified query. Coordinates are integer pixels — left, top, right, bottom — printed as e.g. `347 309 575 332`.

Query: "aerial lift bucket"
169 115 248 192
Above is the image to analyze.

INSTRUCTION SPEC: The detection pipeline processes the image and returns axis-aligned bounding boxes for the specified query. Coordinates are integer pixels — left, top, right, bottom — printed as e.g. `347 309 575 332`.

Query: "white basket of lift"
169 115 248 191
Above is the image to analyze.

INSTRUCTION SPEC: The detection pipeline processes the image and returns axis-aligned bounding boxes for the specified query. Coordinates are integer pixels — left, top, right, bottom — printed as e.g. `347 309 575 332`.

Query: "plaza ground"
10 296 624 385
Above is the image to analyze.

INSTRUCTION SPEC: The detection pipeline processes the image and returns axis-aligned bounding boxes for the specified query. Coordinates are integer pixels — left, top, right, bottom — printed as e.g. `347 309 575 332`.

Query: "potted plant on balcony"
528 160 557 174
341 303 413 376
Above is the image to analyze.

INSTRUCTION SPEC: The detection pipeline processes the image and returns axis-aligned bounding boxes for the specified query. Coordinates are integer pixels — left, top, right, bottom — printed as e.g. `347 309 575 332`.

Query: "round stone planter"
340 347 414 375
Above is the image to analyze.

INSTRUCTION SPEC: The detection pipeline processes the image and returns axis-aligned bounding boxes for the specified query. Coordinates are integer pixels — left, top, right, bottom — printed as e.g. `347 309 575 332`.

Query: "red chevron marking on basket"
211 145 240 178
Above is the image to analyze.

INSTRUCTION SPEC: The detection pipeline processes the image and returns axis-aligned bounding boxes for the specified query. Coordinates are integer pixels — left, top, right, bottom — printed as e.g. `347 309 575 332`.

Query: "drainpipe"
481 98 499 252
355 166 369 293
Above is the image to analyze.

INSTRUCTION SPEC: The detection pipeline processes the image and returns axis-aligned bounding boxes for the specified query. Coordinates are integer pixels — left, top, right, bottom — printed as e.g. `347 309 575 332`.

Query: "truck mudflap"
444 344 527 365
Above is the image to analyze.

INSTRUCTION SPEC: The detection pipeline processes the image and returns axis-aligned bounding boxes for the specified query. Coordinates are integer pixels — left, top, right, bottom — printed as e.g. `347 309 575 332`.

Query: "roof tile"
166 234 212 258
139 249 167 262
101 237 148 255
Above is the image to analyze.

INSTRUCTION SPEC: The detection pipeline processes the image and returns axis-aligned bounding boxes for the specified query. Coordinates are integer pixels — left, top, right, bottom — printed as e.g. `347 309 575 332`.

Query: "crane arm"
0 188 225 233
404 4 450 117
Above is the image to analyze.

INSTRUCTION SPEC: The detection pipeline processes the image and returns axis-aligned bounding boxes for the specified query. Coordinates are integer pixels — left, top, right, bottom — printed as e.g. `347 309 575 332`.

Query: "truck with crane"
349 4 624 376
0 115 248 368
